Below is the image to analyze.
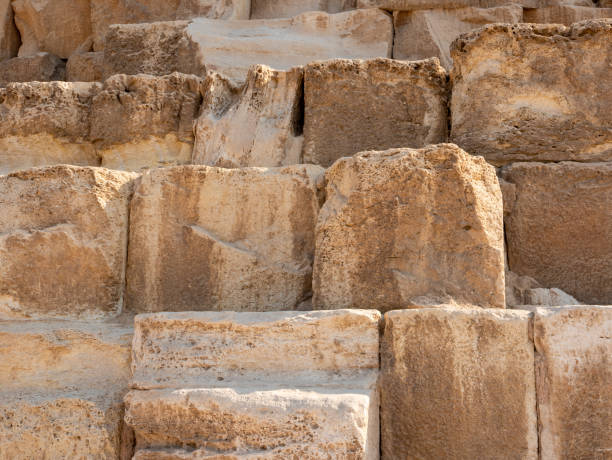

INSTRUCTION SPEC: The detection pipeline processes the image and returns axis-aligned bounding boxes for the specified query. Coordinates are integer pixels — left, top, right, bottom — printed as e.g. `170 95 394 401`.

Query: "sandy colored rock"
250 0 355 18
193 65 303 168
313 144 505 311
381 307 538 459
533 306 612 460
90 73 205 170
66 51 104 82
12 0 92 58
303 58 448 167
357 0 541 9
503 162 612 305
0 52 65 86
451 20 612 165
506 270 582 307
0 320 132 460
0 166 136 319
91 0 250 51
0 0 19 60
393 5 522 69
126 165 324 313
523 5 612 25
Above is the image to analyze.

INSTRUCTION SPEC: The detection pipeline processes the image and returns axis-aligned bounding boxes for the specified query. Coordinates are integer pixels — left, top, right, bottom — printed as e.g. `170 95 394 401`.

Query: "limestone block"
0 320 132 460
534 306 612 460
380 307 538 459
11 0 92 58
66 51 104 82
503 162 612 305
313 144 505 311
451 20 612 165
193 65 303 168
357 0 541 9
524 288 582 306
91 0 250 51
90 73 205 170
303 58 448 167
250 0 355 19
0 166 136 319
0 81 98 173
506 270 582 307
131 310 381 389
0 0 19 60
393 5 522 69
126 165 324 312
523 5 612 25
0 52 65 86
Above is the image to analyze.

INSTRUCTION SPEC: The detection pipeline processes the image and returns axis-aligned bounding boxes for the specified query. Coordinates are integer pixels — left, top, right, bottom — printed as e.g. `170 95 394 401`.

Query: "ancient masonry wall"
0 1 610 459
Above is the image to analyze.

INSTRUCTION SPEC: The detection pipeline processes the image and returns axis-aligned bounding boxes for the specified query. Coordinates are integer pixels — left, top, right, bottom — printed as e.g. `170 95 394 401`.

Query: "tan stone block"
66 51 104 82
0 0 19 60
303 58 448 167
451 20 612 165
313 144 505 311
357 0 541 9
250 0 355 19
380 307 538 459
523 5 612 25
0 52 65 86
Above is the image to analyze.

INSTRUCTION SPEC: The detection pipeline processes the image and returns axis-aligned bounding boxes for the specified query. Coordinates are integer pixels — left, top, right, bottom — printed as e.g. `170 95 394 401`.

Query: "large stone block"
126 165 324 312
193 65 303 168
91 73 205 170
103 9 393 84
66 51 104 82
533 306 612 460
0 0 19 60
250 0 355 19
303 58 448 167
0 52 65 86
0 320 132 460
451 20 612 165
0 81 98 173
502 162 612 305
393 5 522 69
523 5 612 25
0 166 136 319
12 0 92 58
313 144 505 311
357 0 541 9
381 307 538 459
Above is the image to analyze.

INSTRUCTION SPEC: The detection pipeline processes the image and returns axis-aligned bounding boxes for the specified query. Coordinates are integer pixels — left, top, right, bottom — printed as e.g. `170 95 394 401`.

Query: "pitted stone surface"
250 0 355 18
0 0 19 60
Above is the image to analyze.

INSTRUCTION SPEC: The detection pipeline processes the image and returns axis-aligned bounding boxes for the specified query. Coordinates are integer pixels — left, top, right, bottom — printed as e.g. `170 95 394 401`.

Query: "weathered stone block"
193 65 303 168
303 58 448 167
451 20 612 165
0 81 98 173
313 144 505 311
503 162 612 305
126 165 324 312
91 73 205 170
0 52 65 86
534 306 612 460
250 0 355 19
0 166 136 319
0 320 132 460
381 307 538 459
393 5 522 69
357 0 541 9
523 5 612 25
66 51 104 82
0 0 19 60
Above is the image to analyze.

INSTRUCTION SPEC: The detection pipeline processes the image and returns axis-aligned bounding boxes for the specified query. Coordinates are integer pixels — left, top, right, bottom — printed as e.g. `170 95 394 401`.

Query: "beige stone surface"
0 166 136 319
66 51 104 82
303 58 448 167
126 165 324 313
250 0 355 18
313 144 505 311
91 73 205 170
0 52 65 86
393 5 522 69
506 270 582 307
0 81 99 173
12 0 92 58
131 310 381 389
381 307 538 459
357 0 541 8
451 20 612 165
0 320 132 460
91 0 250 51
534 306 612 460
0 0 19 60
193 65 303 168
523 5 612 25
503 162 612 305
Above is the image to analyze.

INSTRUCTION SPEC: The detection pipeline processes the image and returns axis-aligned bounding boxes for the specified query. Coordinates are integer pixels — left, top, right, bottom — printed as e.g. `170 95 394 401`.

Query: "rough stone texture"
250 0 355 18
0 320 132 460
193 65 304 168
0 0 19 60
0 166 136 319
381 307 538 460
524 288 581 306
303 58 448 167
357 0 541 8
451 20 612 165
523 5 612 25
131 310 381 389
534 306 612 460
66 51 104 82
506 270 582 307
0 81 99 173
12 0 92 58
0 53 66 86
90 73 205 170
313 144 505 311
126 165 324 313
503 162 612 305
91 0 250 51
393 5 522 69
